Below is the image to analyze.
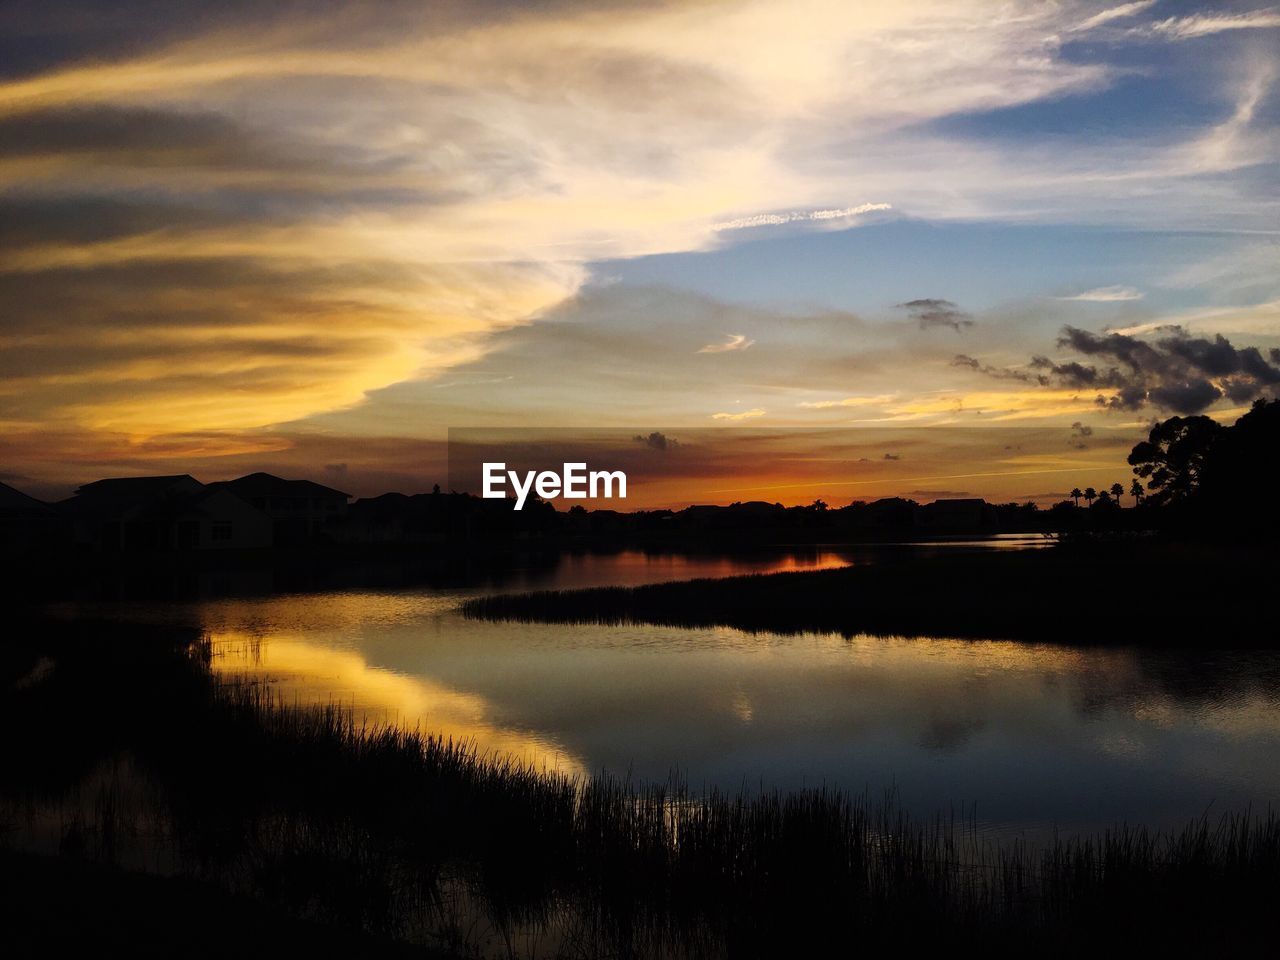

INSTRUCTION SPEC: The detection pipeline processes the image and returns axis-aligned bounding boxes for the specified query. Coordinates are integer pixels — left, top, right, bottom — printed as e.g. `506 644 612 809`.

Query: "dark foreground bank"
463 539 1274 645
3 614 1280 957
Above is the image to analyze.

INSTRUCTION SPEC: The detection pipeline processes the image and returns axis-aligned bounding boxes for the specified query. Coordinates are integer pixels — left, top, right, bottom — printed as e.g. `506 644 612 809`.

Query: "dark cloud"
632 431 678 451
898 299 973 332
1029 356 1124 389
952 354 1034 381
970 325 1280 415
906 489 970 498
1067 420 1092 449
0 1 621 79
883 453 901 461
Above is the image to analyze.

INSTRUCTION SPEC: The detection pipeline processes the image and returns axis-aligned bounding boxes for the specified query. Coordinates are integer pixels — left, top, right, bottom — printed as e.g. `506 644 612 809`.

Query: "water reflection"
53 546 1280 839
213 633 583 774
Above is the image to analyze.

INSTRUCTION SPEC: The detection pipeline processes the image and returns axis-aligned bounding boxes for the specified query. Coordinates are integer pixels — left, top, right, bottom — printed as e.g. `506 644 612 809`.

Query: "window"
211 521 233 542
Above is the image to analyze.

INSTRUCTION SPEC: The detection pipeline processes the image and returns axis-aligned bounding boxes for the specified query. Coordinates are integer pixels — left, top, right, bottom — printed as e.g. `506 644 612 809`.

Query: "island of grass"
463 538 1275 645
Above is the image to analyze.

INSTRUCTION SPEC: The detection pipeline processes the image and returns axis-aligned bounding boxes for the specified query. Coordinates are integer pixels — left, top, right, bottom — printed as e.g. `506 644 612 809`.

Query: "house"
918 498 995 531
861 497 920 528
60 475 272 551
211 472 350 544
0 481 69 556
340 491 450 543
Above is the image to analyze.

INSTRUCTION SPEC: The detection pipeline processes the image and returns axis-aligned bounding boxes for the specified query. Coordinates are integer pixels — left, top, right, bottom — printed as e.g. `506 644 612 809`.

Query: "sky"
1 0 1278 504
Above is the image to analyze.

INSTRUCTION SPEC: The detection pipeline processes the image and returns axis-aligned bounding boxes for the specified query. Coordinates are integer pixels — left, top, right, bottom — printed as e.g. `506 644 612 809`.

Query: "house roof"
61 475 205 516
72 475 202 499
213 472 350 500
0 481 56 517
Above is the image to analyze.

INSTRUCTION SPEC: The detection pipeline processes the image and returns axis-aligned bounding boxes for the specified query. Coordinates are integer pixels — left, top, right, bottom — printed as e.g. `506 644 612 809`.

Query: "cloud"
898 299 974 332
986 325 1280 414
797 394 898 409
1110 300 1280 339
1068 420 1093 448
711 408 766 421
1147 10 1280 39
883 452 902 461
698 333 756 354
711 203 892 232
633 431 677 451
0 0 1277 482
907 489 971 498
1071 1 1159 32
1058 285 1144 302
951 354 1036 382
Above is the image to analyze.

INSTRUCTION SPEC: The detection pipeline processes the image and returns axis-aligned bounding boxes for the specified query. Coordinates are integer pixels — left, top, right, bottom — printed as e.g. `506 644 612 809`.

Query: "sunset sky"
2 0 1278 504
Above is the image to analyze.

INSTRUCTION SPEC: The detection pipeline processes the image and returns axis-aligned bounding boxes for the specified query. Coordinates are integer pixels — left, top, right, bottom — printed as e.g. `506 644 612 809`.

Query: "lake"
52 540 1280 841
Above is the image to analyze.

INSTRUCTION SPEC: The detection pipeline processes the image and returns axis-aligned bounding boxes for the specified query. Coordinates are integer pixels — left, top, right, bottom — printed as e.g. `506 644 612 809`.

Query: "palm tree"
1070 487 1083 507
1129 478 1144 506
1084 487 1097 506
1110 482 1124 505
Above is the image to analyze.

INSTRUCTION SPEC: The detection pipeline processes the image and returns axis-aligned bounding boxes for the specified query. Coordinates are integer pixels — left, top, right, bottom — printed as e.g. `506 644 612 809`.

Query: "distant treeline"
3 401 1276 568
354 397 1280 544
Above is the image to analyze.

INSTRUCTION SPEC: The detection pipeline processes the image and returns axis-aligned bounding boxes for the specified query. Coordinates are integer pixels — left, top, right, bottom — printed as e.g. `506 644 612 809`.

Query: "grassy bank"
462 540 1273 645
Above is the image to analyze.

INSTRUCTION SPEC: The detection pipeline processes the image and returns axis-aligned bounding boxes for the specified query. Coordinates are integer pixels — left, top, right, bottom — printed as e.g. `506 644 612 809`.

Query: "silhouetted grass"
4 614 1279 955
462 540 1275 645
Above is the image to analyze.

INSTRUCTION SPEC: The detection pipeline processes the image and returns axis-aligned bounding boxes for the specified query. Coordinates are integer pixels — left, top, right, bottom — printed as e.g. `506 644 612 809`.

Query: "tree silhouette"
1193 398 1280 526
1127 415 1222 506
1110 482 1124 505
1070 487 1083 507
1083 487 1097 505
1129 478 1144 506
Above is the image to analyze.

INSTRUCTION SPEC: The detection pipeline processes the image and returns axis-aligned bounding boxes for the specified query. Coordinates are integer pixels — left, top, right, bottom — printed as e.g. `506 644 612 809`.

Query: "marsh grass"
461 541 1276 646
3 617 1279 955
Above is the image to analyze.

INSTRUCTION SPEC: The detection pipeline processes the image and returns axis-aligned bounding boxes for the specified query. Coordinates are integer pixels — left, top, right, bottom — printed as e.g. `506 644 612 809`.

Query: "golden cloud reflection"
209 629 584 776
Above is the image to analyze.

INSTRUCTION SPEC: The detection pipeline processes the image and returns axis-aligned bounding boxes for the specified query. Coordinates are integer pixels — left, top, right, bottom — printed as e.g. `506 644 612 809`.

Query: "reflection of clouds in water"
211 631 583 776
1096 731 1146 760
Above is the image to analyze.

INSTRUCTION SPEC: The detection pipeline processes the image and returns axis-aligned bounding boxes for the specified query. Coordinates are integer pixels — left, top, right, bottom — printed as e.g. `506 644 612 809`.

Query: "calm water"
58 541 1280 840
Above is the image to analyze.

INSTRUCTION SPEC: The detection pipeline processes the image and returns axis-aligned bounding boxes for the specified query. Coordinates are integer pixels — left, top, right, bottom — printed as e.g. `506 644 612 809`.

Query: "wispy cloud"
712 408 766 421
1148 9 1280 39
698 333 756 354
1071 1 1159 33
798 394 898 409
897 299 974 331
1058 285 1145 302
1109 299 1280 337
711 203 892 233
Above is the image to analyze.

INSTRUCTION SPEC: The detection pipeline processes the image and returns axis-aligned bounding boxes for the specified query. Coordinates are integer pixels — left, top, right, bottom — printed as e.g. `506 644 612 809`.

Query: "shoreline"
463 539 1274 645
